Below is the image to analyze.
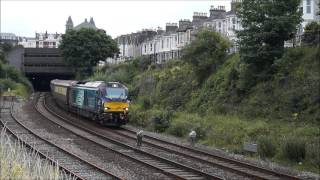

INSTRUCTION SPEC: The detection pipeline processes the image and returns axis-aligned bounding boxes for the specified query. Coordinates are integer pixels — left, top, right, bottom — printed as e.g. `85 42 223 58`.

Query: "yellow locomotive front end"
101 82 129 126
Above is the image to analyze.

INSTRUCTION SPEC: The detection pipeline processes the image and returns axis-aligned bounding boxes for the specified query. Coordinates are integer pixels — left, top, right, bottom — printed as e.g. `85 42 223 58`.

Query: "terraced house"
115 0 319 64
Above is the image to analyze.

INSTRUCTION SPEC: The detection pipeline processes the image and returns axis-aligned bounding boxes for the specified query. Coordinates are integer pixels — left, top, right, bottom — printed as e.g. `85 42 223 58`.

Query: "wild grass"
0 126 72 179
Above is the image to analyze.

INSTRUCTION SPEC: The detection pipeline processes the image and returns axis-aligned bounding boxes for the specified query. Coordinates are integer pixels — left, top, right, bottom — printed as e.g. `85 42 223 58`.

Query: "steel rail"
42 93 223 180
0 96 83 180
119 127 301 180
3 94 122 180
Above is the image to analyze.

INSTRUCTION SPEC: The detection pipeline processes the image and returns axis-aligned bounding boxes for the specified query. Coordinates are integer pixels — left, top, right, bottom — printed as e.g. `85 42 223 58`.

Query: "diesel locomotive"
50 79 129 126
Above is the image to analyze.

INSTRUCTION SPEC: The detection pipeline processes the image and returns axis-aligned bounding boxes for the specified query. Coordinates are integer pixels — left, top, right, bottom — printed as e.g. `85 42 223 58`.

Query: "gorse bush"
282 138 306 162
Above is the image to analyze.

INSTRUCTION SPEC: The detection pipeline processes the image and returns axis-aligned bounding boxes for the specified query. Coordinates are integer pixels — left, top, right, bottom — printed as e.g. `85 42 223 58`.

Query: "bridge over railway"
6 48 75 91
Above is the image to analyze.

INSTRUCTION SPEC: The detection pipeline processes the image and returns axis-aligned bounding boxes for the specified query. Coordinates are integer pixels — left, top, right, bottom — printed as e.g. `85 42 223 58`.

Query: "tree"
302 22 320 46
236 0 302 89
0 43 13 63
182 30 230 83
59 28 119 79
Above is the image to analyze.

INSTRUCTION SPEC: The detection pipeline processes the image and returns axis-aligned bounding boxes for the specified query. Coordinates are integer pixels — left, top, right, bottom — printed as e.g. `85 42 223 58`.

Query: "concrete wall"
6 47 24 71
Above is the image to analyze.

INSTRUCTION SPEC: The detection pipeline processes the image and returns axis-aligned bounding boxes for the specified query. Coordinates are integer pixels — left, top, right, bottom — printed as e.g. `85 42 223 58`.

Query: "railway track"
39 92 223 180
0 95 120 180
117 128 300 180
45 92 302 180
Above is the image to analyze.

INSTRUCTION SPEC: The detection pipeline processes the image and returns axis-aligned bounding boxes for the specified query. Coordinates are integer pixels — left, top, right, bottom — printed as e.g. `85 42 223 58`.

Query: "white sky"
1 0 231 38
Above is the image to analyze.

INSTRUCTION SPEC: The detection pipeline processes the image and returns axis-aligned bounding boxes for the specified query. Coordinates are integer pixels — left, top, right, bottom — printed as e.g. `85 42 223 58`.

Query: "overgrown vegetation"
0 127 69 179
90 47 319 172
0 43 32 98
89 21 319 173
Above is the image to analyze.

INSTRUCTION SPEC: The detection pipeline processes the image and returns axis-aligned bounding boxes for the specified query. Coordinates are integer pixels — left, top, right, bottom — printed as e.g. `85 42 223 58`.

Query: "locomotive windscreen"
106 88 127 99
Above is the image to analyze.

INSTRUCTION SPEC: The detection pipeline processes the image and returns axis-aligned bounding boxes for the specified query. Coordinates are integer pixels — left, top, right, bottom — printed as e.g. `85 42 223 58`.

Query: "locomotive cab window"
106 88 128 99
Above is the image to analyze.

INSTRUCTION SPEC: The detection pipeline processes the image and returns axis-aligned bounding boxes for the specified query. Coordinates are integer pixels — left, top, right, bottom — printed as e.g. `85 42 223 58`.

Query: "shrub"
302 21 320 46
257 136 277 158
128 104 149 128
150 109 172 133
166 113 207 139
140 96 151 109
282 138 306 162
182 29 230 83
166 118 190 137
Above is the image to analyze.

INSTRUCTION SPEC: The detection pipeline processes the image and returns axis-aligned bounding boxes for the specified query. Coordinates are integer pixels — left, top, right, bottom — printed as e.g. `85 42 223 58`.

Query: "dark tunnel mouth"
26 73 74 91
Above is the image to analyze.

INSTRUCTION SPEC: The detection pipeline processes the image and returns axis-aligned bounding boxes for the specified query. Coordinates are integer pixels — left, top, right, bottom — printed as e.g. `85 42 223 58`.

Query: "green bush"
182 29 230 83
257 136 277 158
128 104 149 128
302 21 320 46
166 113 207 139
141 96 151 109
166 118 190 137
282 138 306 162
150 109 172 133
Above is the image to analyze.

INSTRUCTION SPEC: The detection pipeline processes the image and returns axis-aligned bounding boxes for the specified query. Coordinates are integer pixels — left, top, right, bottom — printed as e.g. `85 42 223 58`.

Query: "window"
306 0 311 13
144 45 147 53
86 90 96 109
150 43 152 51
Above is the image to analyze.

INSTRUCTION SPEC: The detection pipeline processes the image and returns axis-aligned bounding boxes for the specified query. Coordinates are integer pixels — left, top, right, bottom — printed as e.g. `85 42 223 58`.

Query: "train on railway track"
50 79 129 126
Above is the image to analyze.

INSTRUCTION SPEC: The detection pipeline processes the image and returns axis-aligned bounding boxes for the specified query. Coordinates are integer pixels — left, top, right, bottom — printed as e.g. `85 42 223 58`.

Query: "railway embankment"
90 45 319 174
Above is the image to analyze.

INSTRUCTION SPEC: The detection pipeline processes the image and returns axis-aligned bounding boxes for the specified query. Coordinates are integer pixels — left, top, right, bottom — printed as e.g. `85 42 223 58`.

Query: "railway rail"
118 128 300 180
0 95 120 180
40 92 223 180
46 92 302 180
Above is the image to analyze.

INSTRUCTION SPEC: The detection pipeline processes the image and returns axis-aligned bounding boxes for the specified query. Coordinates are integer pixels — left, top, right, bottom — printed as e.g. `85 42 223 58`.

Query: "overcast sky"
1 0 231 38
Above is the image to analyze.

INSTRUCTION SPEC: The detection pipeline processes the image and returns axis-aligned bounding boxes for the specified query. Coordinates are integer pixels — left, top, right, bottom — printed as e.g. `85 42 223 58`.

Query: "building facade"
18 31 62 48
18 16 98 48
116 0 319 64
0 33 19 46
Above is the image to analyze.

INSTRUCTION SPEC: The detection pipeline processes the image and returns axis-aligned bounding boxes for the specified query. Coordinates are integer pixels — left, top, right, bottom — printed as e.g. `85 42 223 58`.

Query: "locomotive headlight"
104 107 109 110
124 107 129 111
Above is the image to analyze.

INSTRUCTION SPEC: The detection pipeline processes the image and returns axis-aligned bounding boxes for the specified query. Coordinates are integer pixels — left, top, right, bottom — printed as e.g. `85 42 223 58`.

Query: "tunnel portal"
26 73 74 91
6 48 76 92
